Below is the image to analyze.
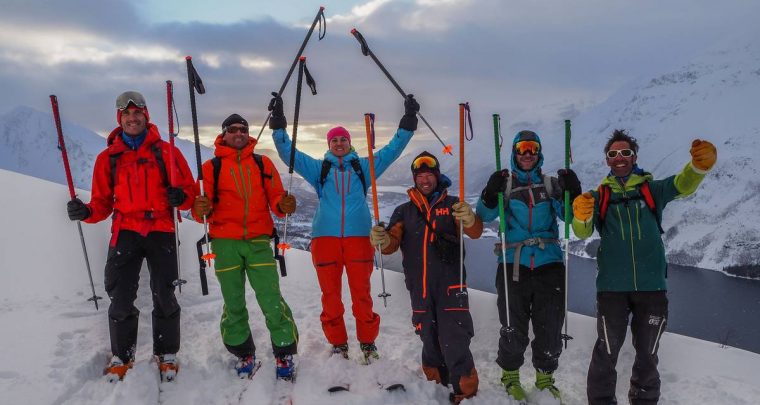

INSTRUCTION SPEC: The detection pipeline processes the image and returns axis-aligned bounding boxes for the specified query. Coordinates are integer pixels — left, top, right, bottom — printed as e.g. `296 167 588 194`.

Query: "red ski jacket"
84 123 195 243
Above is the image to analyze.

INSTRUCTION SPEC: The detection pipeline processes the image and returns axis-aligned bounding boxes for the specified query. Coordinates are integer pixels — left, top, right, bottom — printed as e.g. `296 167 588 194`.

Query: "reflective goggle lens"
606 149 635 158
412 155 438 170
225 126 249 134
116 91 147 110
514 140 540 155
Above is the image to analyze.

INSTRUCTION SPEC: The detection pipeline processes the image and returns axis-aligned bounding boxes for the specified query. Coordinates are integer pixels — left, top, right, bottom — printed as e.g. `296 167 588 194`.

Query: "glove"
572 192 595 222
480 169 509 209
690 139 717 172
67 198 90 221
557 169 582 202
452 201 476 228
370 225 391 249
167 187 187 207
278 193 297 214
268 92 287 130
398 94 420 131
193 195 212 217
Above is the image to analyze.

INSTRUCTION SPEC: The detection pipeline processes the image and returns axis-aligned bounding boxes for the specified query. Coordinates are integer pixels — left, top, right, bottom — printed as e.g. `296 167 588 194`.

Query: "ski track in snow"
1 169 760 405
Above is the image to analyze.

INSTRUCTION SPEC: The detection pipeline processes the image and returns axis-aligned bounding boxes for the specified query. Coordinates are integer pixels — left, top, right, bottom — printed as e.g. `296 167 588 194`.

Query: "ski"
381 382 406 392
327 384 349 393
326 382 406 393
234 361 263 403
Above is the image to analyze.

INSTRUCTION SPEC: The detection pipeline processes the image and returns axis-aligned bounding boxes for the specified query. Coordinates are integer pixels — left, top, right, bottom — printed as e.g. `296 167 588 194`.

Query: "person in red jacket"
66 91 195 382
191 114 299 381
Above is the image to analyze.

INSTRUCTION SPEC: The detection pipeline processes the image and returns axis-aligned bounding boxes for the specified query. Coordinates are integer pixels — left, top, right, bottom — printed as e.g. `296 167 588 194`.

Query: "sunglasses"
412 155 438 170
514 140 540 155
225 126 249 134
116 91 147 110
606 149 635 158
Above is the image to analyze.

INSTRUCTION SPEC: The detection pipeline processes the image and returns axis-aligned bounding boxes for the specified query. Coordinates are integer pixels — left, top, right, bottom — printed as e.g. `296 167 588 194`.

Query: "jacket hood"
106 122 162 154
511 130 544 183
323 148 359 166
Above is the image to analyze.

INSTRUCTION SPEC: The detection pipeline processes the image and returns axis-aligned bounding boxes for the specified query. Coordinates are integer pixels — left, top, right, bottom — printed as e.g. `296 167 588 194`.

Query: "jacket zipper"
339 157 345 237
238 152 249 239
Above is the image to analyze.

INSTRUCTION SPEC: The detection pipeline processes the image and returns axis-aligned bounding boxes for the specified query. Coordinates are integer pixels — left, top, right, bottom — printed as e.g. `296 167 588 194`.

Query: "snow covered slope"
1 168 759 404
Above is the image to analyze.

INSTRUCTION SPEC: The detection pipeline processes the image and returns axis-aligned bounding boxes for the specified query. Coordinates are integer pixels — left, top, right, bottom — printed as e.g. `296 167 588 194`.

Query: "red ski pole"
166 81 188 293
365 113 390 307
50 95 102 310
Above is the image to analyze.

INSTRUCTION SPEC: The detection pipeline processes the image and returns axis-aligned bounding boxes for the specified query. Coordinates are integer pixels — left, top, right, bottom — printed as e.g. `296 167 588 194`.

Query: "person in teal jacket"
269 94 418 362
572 129 717 405
476 130 581 402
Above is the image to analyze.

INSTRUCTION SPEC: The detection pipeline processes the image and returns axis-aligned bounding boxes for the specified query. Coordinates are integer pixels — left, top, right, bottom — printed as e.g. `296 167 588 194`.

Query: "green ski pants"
212 236 298 356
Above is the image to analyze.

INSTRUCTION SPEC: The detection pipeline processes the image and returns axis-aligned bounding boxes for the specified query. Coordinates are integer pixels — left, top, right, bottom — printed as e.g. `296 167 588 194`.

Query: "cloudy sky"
1 0 758 155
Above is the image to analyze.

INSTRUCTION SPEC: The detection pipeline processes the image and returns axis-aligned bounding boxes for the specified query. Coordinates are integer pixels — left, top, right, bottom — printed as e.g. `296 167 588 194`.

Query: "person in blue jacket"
476 130 581 402
269 93 418 363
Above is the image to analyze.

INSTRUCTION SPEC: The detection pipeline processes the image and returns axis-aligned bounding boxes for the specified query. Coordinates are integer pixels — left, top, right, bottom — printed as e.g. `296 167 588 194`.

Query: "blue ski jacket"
272 128 413 237
476 131 568 268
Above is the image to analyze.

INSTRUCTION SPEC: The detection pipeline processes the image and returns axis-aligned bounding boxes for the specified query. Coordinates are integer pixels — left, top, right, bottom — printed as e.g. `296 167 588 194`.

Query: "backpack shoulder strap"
639 182 664 234
318 160 332 187
211 157 221 203
597 184 611 232
350 159 368 196
109 152 123 189
542 174 554 199
253 153 272 183
151 142 170 188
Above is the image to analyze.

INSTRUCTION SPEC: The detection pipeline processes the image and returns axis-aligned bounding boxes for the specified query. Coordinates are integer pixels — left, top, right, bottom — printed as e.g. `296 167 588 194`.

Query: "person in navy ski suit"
269 93 418 362
476 130 581 402
371 151 482 403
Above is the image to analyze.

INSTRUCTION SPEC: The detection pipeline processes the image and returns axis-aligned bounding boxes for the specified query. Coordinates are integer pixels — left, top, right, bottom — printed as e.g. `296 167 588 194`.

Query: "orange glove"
193 195 212 217
278 194 297 214
573 192 595 222
690 139 717 171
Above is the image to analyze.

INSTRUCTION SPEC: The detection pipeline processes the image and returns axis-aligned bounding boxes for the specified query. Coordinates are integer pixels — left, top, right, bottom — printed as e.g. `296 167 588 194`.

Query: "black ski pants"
495 262 565 373
409 276 475 392
105 230 181 362
587 291 668 405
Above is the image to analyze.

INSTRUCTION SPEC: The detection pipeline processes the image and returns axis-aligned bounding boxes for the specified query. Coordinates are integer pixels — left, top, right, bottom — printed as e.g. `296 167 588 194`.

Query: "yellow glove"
690 139 717 172
278 194 297 214
452 201 476 228
193 195 212 217
370 225 390 249
573 192 595 222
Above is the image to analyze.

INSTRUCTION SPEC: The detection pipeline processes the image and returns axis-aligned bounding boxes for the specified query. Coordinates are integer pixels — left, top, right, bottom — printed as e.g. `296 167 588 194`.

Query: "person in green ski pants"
192 113 298 380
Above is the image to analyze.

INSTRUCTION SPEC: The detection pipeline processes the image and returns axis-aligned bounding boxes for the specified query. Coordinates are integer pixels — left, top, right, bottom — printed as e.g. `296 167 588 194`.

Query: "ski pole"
493 114 514 335
50 95 102 310
365 113 391 307
257 6 326 141
350 28 452 155
276 57 308 264
562 119 574 348
456 103 466 299
166 80 187 293
185 56 214 295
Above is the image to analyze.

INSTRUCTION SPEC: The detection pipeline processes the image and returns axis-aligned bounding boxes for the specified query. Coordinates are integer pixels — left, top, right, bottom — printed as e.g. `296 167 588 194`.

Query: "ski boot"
104 355 133 382
501 369 527 402
359 342 380 365
275 354 296 381
157 353 179 382
331 344 349 360
235 354 257 379
535 369 562 402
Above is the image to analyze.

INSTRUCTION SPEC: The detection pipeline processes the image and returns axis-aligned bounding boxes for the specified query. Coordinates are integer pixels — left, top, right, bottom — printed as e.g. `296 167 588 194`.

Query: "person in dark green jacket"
572 129 717 405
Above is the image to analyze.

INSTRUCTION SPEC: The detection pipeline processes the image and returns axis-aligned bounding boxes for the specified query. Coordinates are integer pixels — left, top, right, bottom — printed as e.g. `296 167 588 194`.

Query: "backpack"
109 142 169 188
597 182 663 234
210 153 271 203
318 159 367 196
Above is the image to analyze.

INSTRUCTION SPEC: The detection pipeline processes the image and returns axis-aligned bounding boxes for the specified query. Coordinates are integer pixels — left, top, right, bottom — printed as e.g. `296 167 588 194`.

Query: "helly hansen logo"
435 208 450 216
648 315 663 326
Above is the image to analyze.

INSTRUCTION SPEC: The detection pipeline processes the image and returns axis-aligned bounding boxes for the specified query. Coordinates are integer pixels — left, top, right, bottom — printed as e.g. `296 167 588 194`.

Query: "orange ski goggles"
514 140 541 155
412 155 438 170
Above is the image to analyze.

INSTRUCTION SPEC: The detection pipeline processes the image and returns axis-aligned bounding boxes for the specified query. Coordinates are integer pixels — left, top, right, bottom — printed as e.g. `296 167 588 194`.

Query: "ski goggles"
225 125 249 134
514 140 541 155
412 155 438 170
606 149 636 158
115 91 147 110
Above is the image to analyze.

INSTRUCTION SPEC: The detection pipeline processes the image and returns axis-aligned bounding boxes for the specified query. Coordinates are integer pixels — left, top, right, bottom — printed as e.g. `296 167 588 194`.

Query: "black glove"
557 169 582 202
268 92 287 130
167 187 187 207
480 169 509 209
67 198 90 221
398 94 420 131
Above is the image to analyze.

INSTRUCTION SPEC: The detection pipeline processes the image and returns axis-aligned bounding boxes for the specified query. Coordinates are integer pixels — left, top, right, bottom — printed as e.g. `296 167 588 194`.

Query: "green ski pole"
493 114 514 337
562 119 574 348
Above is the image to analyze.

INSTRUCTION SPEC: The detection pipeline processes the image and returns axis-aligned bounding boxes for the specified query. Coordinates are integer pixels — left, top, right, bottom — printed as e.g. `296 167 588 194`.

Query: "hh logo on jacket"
435 208 450 216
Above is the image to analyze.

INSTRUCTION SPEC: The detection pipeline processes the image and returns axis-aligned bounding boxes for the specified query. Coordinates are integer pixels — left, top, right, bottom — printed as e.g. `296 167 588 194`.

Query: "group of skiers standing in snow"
66 89 716 405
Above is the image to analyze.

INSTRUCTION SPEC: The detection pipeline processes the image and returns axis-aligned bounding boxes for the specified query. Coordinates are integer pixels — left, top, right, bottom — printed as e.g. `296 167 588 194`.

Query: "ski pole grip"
351 28 370 56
